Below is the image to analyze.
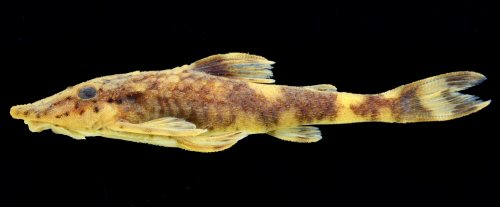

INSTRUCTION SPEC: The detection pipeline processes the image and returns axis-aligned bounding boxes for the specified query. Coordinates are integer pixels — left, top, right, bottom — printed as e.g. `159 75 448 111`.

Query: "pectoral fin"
108 117 207 137
190 53 275 84
268 126 322 143
96 129 178 148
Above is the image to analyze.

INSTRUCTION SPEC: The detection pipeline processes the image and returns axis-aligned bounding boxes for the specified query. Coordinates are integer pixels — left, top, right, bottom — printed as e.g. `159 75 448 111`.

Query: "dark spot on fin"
190 53 275 84
383 71 490 122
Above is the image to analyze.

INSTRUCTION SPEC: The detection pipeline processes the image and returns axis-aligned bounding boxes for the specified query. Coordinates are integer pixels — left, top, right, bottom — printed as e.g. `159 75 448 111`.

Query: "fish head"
9 72 139 139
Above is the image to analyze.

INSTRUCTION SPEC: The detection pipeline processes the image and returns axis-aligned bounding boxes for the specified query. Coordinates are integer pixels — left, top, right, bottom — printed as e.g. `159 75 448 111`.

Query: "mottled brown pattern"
350 86 432 121
281 87 338 124
396 87 432 121
350 85 432 122
165 72 265 130
350 95 395 120
96 70 339 132
51 96 74 107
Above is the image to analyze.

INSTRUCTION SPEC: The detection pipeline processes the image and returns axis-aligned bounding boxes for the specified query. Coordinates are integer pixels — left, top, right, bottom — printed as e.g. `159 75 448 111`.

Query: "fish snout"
11 103 60 133
10 99 55 121
10 104 36 120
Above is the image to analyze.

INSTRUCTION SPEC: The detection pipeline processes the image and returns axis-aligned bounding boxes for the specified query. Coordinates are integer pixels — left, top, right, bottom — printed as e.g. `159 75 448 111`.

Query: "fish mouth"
22 120 87 140
11 103 109 140
24 120 52 132
10 105 53 132
11 104 85 139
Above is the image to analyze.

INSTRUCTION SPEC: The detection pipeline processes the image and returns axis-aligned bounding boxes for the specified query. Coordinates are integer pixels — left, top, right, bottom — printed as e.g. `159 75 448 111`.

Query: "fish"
10 53 490 152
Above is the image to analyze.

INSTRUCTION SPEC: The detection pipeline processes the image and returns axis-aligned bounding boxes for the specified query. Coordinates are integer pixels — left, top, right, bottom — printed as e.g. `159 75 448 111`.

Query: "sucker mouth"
24 120 87 140
24 120 52 132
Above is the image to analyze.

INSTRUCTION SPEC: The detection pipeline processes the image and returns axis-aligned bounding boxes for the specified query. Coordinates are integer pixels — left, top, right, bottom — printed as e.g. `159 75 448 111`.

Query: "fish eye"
78 86 97 100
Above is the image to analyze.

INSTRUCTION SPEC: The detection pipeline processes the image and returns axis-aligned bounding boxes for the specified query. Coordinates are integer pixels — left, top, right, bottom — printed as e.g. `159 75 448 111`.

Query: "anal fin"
268 126 322 143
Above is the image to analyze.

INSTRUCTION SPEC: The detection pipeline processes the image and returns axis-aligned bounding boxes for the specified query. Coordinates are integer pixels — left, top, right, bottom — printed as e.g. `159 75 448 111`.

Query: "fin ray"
190 53 275 84
107 117 207 137
383 71 490 122
176 132 248 152
304 84 337 92
268 126 322 143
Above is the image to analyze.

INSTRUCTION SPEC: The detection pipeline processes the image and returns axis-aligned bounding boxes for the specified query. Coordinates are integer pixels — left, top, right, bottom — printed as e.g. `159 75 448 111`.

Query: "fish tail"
336 71 490 123
379 71 490 123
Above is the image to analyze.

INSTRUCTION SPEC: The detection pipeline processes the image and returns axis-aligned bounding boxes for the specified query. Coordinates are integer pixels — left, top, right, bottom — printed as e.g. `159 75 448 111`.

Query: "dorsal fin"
189 53 275 84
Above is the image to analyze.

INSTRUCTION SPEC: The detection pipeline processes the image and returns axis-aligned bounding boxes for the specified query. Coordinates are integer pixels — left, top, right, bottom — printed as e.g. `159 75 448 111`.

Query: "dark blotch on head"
126 93 141 102
64 112 69 116
94 106 99 113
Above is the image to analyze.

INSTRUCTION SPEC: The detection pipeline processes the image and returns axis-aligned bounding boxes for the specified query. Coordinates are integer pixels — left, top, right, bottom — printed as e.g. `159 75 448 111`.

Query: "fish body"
10 53 490 152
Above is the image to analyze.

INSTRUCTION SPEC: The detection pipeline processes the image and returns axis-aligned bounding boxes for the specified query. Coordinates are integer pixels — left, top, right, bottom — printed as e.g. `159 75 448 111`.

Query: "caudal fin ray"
384 71 490 122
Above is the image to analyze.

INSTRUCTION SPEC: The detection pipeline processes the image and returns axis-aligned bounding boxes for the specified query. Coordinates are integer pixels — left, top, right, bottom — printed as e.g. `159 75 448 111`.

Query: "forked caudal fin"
380 71 490 123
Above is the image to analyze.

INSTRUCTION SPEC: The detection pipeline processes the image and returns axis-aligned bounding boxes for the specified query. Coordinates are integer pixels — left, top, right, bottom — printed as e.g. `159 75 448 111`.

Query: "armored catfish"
10 53 490 152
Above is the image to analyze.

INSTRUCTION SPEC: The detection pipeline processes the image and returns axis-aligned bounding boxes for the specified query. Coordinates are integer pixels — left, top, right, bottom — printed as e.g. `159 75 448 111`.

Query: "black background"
3 1 499 206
